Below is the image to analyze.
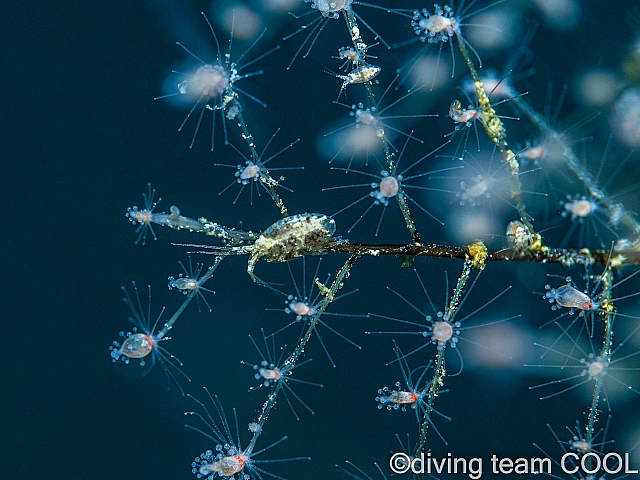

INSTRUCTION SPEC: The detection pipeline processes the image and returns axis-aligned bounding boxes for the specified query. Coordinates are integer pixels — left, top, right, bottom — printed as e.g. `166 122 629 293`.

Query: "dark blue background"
3 1 640 479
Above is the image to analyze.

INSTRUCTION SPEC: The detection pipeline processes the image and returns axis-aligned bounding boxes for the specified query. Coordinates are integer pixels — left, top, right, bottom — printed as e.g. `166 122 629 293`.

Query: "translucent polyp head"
238 162 260 182
219 454 247 476
553 285 593 310
288 300 316 318
354 107 376 125
119 333 155 359
585 359 605 378
177 64 230 102
379 175 399 199
564 198 597 218
571 440 591 453
412 5 457 42
168 277 198 291
432 321 453 344
258 366 281 381
127 207 152 225
314 0 353 18
421 14 454 35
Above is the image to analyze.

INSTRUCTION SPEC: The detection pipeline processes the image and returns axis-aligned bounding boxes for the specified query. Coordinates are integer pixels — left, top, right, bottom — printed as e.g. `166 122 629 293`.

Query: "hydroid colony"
112 1 640 479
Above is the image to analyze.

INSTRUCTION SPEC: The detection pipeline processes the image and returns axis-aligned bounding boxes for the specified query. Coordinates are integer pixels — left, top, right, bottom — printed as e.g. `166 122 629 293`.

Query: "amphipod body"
449 99 480 127
248 214 338 280
506 220 533 252
344 65 381 85
334 64 381 100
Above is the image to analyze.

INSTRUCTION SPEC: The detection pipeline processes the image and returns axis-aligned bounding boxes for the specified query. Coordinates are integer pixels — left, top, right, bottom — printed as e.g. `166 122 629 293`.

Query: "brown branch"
326 242 640 266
